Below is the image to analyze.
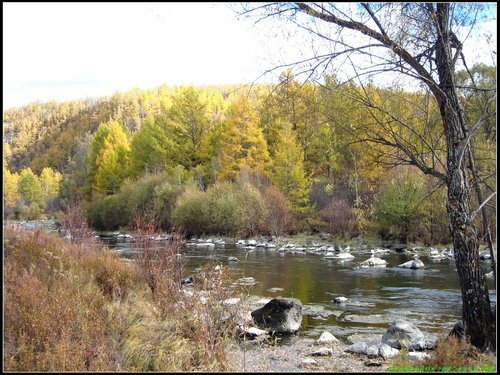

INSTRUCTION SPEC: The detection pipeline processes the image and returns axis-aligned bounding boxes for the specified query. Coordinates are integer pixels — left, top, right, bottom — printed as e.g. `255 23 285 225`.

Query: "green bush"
172 187 210 237
86 194 130 230
85 172 189 231
150 180 184 229
172 182 267 237
372 173 426 243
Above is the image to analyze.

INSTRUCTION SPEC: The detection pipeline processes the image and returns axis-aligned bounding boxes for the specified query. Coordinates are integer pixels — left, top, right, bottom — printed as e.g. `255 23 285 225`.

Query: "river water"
105 236 496 345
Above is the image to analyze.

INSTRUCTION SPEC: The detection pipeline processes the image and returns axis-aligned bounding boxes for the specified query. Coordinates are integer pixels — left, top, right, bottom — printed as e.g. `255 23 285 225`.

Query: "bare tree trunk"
446 154 495 351
435 4 495 351
468 151 496 284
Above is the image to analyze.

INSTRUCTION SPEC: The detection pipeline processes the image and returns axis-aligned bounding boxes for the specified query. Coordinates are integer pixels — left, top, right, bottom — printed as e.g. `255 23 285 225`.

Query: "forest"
3 66 496 245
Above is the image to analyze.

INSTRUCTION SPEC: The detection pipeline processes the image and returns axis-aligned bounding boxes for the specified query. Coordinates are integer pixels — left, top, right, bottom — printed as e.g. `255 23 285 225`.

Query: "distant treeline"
3 66 496 243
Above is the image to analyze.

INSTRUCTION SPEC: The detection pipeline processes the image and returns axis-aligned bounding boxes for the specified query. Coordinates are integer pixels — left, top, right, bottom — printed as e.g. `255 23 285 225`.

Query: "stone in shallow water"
238 276 256 285
381 321 437 350
303 304 334 318
267 287 284 293
333 296 348 304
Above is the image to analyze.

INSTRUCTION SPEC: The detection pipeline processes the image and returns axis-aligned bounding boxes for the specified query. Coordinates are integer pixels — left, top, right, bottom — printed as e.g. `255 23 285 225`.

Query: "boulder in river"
333 296 348 304
251 297 303 334
397 257 425 269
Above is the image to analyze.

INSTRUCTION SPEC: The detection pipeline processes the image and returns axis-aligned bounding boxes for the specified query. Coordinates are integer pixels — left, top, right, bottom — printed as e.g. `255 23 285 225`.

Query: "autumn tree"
17 167 46 217
129 116 175 178
259 70 329 176
39 167 63 211
319 78 386 232
242 3 496 350
269 122 312 213
86 122 110 196
217 95 270 181
59 133 92 205
94 121 131 195
3 162 20 210
39 167 62 199
166 85 212 169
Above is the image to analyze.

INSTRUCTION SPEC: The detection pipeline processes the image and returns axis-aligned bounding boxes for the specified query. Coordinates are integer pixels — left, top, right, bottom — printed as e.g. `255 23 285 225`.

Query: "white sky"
3 2 497 110
3 2 279 109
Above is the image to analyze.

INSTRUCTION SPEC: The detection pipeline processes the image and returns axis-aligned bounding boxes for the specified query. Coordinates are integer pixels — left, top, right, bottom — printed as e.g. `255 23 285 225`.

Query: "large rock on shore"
251 298 303 333
381 321 436 350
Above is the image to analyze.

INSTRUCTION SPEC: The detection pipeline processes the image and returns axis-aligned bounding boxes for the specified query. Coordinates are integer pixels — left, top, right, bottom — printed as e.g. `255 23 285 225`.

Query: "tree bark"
435 4 495 351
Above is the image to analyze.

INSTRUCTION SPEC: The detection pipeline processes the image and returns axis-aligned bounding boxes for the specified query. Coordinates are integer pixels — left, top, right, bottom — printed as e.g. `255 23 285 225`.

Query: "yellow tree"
259 71 329 175
270 122 312 213
166 85 212 169
39 167 62 199
217 95 270 182
18 167 46 213
94 121 131 195
3 162 20 207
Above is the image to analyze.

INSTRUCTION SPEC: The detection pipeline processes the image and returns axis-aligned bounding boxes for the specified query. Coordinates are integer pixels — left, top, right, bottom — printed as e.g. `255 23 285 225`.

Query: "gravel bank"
227 336 391 372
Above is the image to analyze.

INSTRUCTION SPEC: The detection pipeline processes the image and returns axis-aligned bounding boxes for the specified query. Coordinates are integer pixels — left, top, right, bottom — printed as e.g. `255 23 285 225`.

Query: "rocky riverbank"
227 335 393 372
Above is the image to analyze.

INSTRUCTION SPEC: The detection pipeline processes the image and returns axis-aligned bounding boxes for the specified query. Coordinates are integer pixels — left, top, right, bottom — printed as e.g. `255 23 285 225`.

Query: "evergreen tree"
166 85 212 169
129 116 175 178
86 123 110 195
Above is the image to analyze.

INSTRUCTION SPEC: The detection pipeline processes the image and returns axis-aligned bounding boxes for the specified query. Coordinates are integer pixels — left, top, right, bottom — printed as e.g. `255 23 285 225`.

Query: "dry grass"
3 225 132 371
124 218 240 371
3 221 241 372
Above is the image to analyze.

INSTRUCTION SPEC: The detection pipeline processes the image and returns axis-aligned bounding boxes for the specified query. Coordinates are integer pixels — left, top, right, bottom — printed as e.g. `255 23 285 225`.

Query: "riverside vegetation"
3 220 496 372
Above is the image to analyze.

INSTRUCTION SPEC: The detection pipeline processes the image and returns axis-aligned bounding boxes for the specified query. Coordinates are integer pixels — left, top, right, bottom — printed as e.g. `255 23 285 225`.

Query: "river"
105 235 496 345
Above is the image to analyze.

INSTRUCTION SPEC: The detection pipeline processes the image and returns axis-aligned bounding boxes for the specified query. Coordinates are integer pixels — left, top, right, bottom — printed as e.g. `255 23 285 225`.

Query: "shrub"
230 182 267 237
126 224 239 371
389 335 497 372
150 179 184 229
171 186 210 237
372 173 426 243
172 182 267 237
263 185 291 236
60 199 94 243
86 194 130 230
319 197 357 237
